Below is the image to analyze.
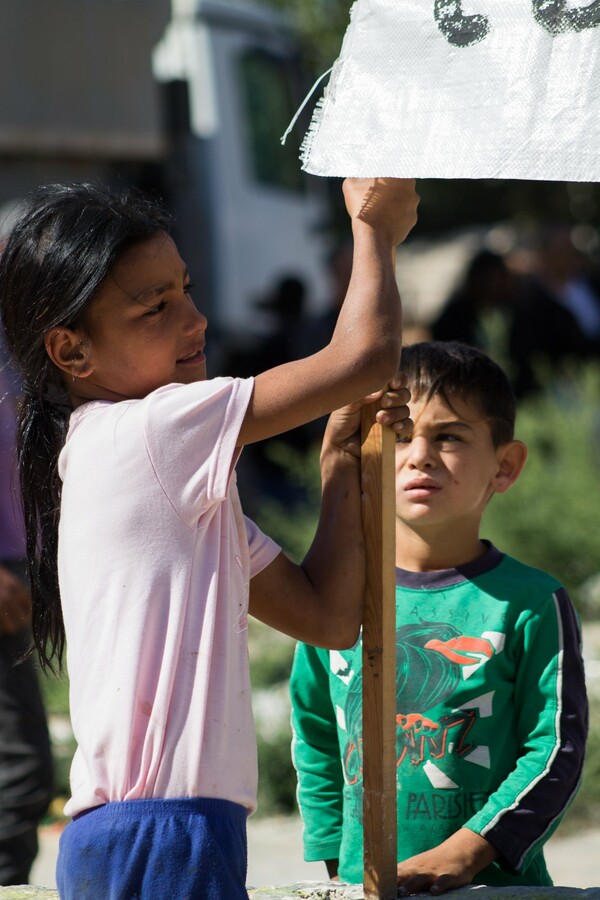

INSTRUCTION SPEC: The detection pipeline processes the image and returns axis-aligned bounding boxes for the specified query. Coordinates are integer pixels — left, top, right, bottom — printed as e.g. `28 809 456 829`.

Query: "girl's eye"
184 282 196 296
144 300 167 317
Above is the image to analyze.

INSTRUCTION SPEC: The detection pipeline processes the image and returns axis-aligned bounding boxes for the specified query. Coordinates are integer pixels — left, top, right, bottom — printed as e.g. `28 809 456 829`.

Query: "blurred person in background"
225 275 316 511
305 241 354 353
431 249 516 360
226 249 355 512
508 225 599 397
0 220 53 886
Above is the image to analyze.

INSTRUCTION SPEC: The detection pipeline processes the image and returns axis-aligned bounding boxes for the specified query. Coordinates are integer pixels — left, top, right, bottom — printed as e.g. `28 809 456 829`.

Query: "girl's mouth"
177 349 205 365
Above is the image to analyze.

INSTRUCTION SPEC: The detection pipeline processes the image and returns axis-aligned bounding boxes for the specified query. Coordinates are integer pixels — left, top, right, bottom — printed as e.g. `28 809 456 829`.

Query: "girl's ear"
493 440 528 494
44 327 94 379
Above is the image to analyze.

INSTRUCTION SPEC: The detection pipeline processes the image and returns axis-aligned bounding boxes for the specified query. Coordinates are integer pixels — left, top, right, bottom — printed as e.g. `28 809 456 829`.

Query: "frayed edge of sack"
299 94 328 170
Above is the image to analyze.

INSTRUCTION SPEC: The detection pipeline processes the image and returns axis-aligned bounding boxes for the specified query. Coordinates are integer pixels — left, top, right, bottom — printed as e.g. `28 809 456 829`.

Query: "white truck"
0 0 331 363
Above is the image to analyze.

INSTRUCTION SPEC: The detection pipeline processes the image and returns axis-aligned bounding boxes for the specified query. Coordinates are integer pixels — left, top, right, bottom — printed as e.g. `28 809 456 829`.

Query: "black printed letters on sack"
434 0 600 47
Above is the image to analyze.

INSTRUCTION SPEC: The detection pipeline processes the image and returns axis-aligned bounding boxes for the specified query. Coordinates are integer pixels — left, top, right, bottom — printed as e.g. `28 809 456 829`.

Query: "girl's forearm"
301 447 365 649
329 223 402 390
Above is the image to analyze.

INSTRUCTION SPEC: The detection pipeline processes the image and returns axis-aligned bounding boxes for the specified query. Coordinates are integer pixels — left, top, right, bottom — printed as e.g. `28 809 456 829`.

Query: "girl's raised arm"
236 178 418 448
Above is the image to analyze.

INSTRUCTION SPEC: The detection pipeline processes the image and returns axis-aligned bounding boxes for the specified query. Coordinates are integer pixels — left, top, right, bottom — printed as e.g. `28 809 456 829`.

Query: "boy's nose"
406 436 435 468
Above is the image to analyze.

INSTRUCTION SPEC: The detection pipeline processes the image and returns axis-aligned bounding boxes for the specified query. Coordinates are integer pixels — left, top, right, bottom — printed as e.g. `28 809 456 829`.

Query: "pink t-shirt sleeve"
244 514 281 578
141 377 254 524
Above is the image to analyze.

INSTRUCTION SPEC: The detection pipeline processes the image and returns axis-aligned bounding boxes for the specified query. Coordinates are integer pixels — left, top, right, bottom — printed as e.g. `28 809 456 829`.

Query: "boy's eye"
184 282 195 296
437 432 460 442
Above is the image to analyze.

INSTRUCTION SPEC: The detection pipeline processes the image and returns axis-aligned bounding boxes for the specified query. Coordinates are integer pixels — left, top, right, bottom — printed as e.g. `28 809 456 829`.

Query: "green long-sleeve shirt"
290 544 588 886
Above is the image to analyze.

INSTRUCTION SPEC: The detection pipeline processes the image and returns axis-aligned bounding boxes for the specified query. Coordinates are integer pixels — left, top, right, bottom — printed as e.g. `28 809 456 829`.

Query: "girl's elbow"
320 615 362 651
335 622 362 650
328 331 400 395
361 337 402 389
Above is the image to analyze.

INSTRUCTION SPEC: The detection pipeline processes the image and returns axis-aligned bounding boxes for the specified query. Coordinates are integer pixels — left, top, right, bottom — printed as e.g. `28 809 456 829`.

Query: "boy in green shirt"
290 341 588 895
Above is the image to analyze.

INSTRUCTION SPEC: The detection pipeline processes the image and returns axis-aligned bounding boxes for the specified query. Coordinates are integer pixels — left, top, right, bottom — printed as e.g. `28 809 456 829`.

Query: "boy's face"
395 391 521 539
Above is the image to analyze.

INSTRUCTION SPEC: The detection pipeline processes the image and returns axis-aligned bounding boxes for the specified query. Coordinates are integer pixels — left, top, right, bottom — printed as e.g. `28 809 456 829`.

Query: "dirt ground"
30 815 600 891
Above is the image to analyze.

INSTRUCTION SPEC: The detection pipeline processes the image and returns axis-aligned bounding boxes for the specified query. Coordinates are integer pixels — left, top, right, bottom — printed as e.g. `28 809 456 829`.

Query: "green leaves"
484 363 600 611
264 0 351 73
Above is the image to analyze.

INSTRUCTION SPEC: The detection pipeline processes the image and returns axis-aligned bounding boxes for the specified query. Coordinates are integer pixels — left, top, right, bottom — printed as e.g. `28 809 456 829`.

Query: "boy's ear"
44 327 94 379
493 440 528 494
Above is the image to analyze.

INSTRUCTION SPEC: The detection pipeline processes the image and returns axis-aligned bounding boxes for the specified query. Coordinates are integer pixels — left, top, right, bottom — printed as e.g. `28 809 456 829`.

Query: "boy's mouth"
404 478 440 495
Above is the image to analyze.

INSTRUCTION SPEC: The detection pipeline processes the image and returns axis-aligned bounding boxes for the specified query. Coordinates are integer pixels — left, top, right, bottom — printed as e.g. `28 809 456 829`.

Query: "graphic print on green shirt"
341 620 504 835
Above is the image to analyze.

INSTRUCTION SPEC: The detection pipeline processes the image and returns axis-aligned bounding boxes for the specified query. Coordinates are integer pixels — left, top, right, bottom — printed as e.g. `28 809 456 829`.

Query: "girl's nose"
186 300 208 334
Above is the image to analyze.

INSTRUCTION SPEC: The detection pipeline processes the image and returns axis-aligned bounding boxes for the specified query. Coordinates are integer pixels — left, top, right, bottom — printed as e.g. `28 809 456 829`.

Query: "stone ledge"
2 884 599 899
247 884 600 900
0 890 58 899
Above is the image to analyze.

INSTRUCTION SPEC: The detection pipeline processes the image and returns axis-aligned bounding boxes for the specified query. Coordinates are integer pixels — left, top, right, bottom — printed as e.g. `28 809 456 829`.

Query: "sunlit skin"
44 232 208 406
394 392 527 572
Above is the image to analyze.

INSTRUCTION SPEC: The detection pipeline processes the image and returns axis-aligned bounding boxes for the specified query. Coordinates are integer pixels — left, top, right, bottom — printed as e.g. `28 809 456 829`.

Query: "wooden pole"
360 402 397 900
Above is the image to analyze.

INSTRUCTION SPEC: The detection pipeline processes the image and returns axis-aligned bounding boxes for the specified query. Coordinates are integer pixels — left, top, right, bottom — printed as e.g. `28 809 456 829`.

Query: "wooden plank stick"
361 401 397 900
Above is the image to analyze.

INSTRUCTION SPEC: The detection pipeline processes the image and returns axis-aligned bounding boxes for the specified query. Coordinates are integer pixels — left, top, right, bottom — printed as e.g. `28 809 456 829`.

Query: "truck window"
238 49 305 193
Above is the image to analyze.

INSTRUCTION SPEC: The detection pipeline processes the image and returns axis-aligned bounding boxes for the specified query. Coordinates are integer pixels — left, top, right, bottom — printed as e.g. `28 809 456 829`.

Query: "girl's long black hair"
0 183 172 671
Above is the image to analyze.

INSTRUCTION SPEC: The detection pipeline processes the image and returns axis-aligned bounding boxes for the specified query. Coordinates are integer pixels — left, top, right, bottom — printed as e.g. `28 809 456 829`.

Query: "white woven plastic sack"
299 0 600 181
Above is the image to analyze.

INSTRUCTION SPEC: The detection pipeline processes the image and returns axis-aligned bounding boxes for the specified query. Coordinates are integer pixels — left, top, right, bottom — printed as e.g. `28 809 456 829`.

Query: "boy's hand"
397 829 498 896
325 859 340 881
342 178 419 246
323 374 412 461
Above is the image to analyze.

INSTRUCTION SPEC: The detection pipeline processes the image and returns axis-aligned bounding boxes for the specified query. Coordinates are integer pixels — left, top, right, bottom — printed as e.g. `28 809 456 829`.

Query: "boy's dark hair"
0 182 172 671
401 341 516 446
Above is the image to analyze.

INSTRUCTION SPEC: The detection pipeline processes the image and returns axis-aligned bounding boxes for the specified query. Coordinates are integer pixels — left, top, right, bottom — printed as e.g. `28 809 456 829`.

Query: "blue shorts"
56 797 249 900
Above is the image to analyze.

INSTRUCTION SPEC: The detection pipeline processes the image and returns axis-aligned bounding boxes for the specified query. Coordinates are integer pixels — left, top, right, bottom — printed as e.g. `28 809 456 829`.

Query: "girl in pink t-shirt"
0 178 417 898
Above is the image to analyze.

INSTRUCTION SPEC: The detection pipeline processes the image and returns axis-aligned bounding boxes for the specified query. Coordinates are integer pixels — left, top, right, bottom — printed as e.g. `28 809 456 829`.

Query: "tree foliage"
483 364 600 606
265 0 350 73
